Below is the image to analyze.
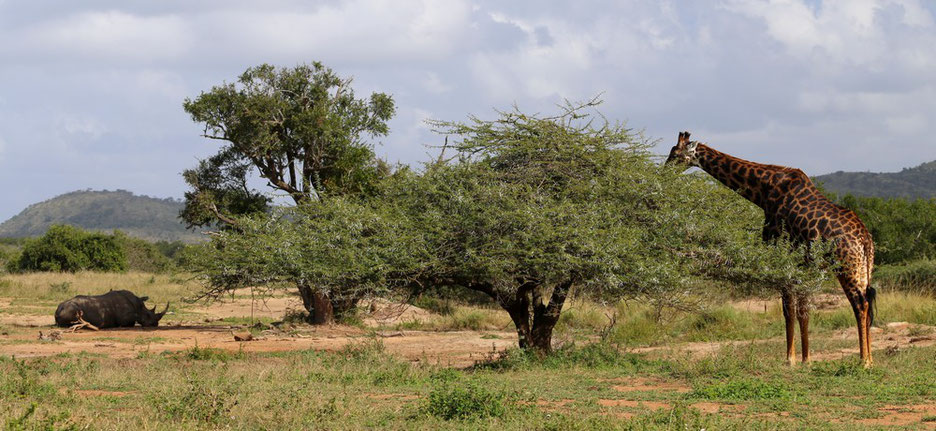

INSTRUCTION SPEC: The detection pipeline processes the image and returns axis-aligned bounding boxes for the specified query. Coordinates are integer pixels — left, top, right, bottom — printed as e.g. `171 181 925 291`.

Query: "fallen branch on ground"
69 311 100 332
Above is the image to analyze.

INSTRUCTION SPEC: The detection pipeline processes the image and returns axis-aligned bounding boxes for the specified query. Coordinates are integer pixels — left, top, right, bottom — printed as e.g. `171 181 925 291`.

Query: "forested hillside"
0 190 203 242
815 160 936 199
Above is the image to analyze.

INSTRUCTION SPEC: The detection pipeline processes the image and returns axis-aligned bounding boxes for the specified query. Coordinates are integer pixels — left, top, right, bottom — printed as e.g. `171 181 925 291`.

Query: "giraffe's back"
771 169 874 288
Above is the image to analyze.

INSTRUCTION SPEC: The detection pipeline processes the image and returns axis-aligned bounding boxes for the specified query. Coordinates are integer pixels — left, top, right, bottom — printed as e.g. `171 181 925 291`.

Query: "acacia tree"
181 62 395 323
382 101 833 353
183 196 421 321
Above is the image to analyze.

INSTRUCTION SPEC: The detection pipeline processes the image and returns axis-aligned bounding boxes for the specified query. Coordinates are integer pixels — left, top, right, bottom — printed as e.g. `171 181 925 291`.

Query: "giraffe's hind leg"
796 292 811 364
839 274 872 368
781 287 797 366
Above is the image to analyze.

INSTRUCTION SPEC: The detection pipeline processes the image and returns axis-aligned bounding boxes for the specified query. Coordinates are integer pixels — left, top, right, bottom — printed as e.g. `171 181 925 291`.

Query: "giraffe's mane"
696 142 800 174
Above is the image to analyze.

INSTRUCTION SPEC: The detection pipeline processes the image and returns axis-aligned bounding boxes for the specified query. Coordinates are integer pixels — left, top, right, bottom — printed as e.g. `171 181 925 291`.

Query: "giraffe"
666 131 876 367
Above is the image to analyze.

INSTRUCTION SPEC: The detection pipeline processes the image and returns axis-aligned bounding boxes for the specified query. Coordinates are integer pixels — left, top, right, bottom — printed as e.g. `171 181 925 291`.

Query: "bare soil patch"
0 293 517 367
69 389 137 397
597 399 671 410
812 323 936 362
728 293 846 314
690 402 747 414
858 404 936 428
2 291 934 369
601 377 691 394
630 322 936 361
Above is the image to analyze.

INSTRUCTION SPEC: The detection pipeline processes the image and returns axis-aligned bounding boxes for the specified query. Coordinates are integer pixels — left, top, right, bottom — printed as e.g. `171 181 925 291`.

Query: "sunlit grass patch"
395 306 511 331
874 290 936 326
0 271 197 307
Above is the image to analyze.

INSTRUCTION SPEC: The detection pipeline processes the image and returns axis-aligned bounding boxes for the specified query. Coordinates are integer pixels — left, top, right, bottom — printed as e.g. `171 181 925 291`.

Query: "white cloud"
469 13 598 101
423 72 452 94
2 0 936 220
722 0 934 67
17 11 191 63
61 115 107 140
192 0 472 65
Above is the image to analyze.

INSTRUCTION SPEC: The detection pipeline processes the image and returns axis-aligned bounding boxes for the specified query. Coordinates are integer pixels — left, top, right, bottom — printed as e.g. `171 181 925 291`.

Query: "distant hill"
0 190 204 242
814 160 936 199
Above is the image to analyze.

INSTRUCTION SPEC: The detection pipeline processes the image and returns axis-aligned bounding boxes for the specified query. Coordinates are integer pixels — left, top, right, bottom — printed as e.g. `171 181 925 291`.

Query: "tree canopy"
181 62 397 323
181 62 395 227
378 101 832 352
183 89 832 350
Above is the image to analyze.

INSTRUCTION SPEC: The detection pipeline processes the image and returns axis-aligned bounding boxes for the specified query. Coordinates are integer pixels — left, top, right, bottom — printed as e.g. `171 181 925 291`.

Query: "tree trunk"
297 284 335 325
506 301 532 349
528 280 571 354
489 280 572 355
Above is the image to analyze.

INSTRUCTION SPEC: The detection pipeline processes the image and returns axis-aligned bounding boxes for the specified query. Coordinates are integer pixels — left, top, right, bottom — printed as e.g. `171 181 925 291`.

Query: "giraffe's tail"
864 234 876 327
866 284 877 327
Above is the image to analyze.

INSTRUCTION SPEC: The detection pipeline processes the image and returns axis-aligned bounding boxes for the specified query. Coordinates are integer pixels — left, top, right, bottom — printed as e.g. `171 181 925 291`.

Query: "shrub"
117 233 174 272
691 378 791 401
154 374 241 425
420 380 516 421
8 225 126 273
875 260 936 294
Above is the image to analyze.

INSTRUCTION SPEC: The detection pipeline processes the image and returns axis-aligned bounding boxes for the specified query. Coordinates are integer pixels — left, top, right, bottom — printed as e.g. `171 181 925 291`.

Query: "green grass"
2 272 936 429
1 341 933 429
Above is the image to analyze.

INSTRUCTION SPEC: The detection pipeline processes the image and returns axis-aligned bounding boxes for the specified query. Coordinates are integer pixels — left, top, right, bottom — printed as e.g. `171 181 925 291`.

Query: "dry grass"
0 271 198 306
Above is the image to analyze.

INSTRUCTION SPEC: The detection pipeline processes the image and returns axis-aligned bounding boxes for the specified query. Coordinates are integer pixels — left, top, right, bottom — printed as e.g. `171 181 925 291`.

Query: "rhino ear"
140 296 149 302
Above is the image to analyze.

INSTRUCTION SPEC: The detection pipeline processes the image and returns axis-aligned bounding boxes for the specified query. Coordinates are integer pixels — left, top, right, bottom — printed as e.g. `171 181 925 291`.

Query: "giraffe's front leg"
796 292 810 364
781 288 797 366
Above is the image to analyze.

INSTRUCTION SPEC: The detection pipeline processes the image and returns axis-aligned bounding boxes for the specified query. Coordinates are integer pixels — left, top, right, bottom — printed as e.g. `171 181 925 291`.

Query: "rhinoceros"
54 290 169 329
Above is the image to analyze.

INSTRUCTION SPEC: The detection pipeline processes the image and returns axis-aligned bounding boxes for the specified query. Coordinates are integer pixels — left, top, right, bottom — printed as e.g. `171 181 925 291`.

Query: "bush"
420 380 517 421
8 225 126 273
838 195 936 265
154 373 241 425
690 378 791 401
876 260 936 294
5 225 179 273
117 233 174 272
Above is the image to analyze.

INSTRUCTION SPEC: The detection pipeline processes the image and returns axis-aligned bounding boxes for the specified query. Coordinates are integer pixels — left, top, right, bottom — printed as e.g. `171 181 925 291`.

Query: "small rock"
377 331 405 338
886 321 909 330
38 331 62 341
232 331 253 342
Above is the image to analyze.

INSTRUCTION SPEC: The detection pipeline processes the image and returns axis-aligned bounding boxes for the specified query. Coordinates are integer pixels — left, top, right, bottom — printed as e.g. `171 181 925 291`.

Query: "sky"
1 0 935 221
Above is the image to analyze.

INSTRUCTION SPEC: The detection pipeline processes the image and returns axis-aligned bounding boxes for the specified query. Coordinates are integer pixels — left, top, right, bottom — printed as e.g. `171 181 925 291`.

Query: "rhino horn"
157 303 170 319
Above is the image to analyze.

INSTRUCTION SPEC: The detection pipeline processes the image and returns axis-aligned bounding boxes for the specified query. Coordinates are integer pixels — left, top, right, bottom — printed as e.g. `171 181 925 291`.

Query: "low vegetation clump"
875 259 936 294
690 378 791 401
7 225 126 273
419 379 522 421
152 373 242 425
3 224 180 274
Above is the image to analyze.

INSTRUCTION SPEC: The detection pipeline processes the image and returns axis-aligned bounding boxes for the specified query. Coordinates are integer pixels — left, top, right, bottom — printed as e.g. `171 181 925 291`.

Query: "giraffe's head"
665 131 700 168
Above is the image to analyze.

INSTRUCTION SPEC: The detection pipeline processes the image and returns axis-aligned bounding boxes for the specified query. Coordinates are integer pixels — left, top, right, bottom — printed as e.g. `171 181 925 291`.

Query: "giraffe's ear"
686 141 698 151
678 131 691 145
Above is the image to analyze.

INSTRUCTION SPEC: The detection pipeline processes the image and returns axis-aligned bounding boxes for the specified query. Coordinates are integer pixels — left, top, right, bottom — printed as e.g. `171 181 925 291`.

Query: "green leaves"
8 225 127 273
181 62 396 228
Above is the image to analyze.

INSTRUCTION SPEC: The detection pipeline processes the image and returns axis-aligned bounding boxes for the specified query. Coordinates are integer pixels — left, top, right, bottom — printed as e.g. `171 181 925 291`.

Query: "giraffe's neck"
694 144 781 209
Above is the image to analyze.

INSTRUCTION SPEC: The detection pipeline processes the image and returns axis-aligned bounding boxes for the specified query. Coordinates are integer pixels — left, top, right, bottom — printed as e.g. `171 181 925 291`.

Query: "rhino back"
54 292 142 328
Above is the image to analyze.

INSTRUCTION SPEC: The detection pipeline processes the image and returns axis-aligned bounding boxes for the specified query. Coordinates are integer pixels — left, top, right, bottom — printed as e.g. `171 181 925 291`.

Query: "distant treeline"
836 194 936 265
815 160 936 200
